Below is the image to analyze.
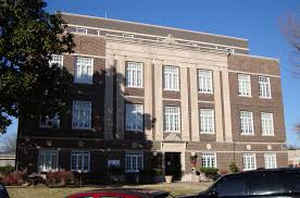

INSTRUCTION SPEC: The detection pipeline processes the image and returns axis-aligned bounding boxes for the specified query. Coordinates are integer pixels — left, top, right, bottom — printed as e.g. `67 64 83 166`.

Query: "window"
264 153 277 169
198 70 213 94
214 175 247 197
164 106 180 132
259 76 271 98
201 153 217 168
164 65 179 91
38 150 58 172
125 103 144 132
75 27 87 35
71 151 90 172
126 62 143 88
40 114 60 128
200 109 215 134
74 57 94 84
240 111 254 135
243 153 256 170
49 54 63 68
248 173 285 196
261 112 274 136
72 101 92 129
125 152 143 173
238 74 251 97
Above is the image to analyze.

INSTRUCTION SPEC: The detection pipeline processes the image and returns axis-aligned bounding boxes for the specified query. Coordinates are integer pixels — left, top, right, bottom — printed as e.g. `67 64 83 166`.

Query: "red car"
67 189 175 198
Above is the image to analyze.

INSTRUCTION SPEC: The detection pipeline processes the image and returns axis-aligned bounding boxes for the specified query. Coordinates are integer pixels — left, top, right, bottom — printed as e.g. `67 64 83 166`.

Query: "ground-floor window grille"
38 150 58 172
264 153 277 169
201 152 217 168
71 151 90 172
243 153 256 171
125 152 143 173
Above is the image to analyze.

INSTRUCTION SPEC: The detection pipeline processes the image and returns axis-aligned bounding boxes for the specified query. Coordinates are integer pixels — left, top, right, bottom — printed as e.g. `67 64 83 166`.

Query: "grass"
7 182 212 198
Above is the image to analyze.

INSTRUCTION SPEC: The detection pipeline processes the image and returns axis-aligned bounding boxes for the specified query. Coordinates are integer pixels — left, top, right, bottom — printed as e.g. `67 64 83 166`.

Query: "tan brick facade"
17 13 287 181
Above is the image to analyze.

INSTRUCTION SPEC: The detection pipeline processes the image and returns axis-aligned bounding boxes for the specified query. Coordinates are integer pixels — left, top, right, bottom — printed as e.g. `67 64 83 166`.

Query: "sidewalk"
7 182 213 198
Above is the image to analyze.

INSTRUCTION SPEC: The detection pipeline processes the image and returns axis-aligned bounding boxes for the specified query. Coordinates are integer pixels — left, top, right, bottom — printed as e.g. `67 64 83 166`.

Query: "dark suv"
191 168 300 198
0 183 9 198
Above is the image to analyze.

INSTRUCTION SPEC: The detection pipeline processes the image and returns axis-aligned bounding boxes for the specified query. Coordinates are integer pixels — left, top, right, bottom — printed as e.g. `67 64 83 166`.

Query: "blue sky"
2 0 300 146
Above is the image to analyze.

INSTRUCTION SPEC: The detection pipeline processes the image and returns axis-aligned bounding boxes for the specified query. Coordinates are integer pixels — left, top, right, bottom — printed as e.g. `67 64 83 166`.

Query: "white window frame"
240 111 254 135
198 70 213 94
200 109 215 134
40 114 60 128
71 151 90 172
38 150 58 172
264 153 277 169
243 153 256 171
238 74 251 97
125 152 143 173
125 103 144 132
75 27 88 35
126 62 143 88
164 65 179 91
259 76 272 99
74 56 94 84
261 112 274 136
72 101 92 130
49 54 63 68
201 153 217 168
164 106 180 133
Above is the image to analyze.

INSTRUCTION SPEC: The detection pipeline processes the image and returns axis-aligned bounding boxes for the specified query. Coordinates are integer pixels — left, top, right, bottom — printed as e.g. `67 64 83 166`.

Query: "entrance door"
165 152 182 181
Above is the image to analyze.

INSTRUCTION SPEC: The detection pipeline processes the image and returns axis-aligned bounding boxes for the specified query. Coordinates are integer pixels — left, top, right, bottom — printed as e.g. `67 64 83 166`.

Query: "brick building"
16 12 287 181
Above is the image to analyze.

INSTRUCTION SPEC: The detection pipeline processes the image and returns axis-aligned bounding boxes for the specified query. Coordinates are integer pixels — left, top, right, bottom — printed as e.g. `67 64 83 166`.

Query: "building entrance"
165 152 182 181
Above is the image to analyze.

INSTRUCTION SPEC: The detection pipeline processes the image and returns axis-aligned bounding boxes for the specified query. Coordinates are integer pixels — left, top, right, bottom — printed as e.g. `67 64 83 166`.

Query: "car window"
248 173 286 195
214 175 248 197
283 172 300 193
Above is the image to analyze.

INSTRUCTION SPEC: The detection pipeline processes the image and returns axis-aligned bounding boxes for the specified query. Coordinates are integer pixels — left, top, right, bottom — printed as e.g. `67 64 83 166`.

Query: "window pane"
71 151 90 172
261 112 274 136
49 54 63 68
126 62 143 88
38 150 58 172
164 106 180 132
200 109 215 133
125 152 143 172
259 76 271 98
238 74 251 97
201 153 216 168
240 111 254 135
198 70 213 94
72 101 92 129
75 57 93 84
125 103 143 131
164 66 179 91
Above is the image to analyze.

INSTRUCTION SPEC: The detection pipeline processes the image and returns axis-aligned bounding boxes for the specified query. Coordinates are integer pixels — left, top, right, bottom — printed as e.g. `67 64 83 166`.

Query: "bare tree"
280 10 300 76
0 132 17 153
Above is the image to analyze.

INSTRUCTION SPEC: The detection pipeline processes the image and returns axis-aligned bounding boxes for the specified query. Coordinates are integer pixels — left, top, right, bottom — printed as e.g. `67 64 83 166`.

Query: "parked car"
183 168 300 198
0 183 9 198
67 189 175 198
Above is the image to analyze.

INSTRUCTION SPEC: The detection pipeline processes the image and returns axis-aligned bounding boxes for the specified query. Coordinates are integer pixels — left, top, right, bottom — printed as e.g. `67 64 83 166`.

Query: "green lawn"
7 183 212 198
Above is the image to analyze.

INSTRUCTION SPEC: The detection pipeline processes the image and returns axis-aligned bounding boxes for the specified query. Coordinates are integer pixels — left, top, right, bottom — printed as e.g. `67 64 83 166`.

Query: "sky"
2 0 300 146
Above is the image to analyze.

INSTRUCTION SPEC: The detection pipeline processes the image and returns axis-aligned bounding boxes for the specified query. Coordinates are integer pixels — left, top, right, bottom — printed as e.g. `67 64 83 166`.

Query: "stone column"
189 67 200 142
222 70 233 142
180 67 190 141
154 60 163 141
144 61 153 140
104 55 114 140
214 70 224 142
115 56 125 140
